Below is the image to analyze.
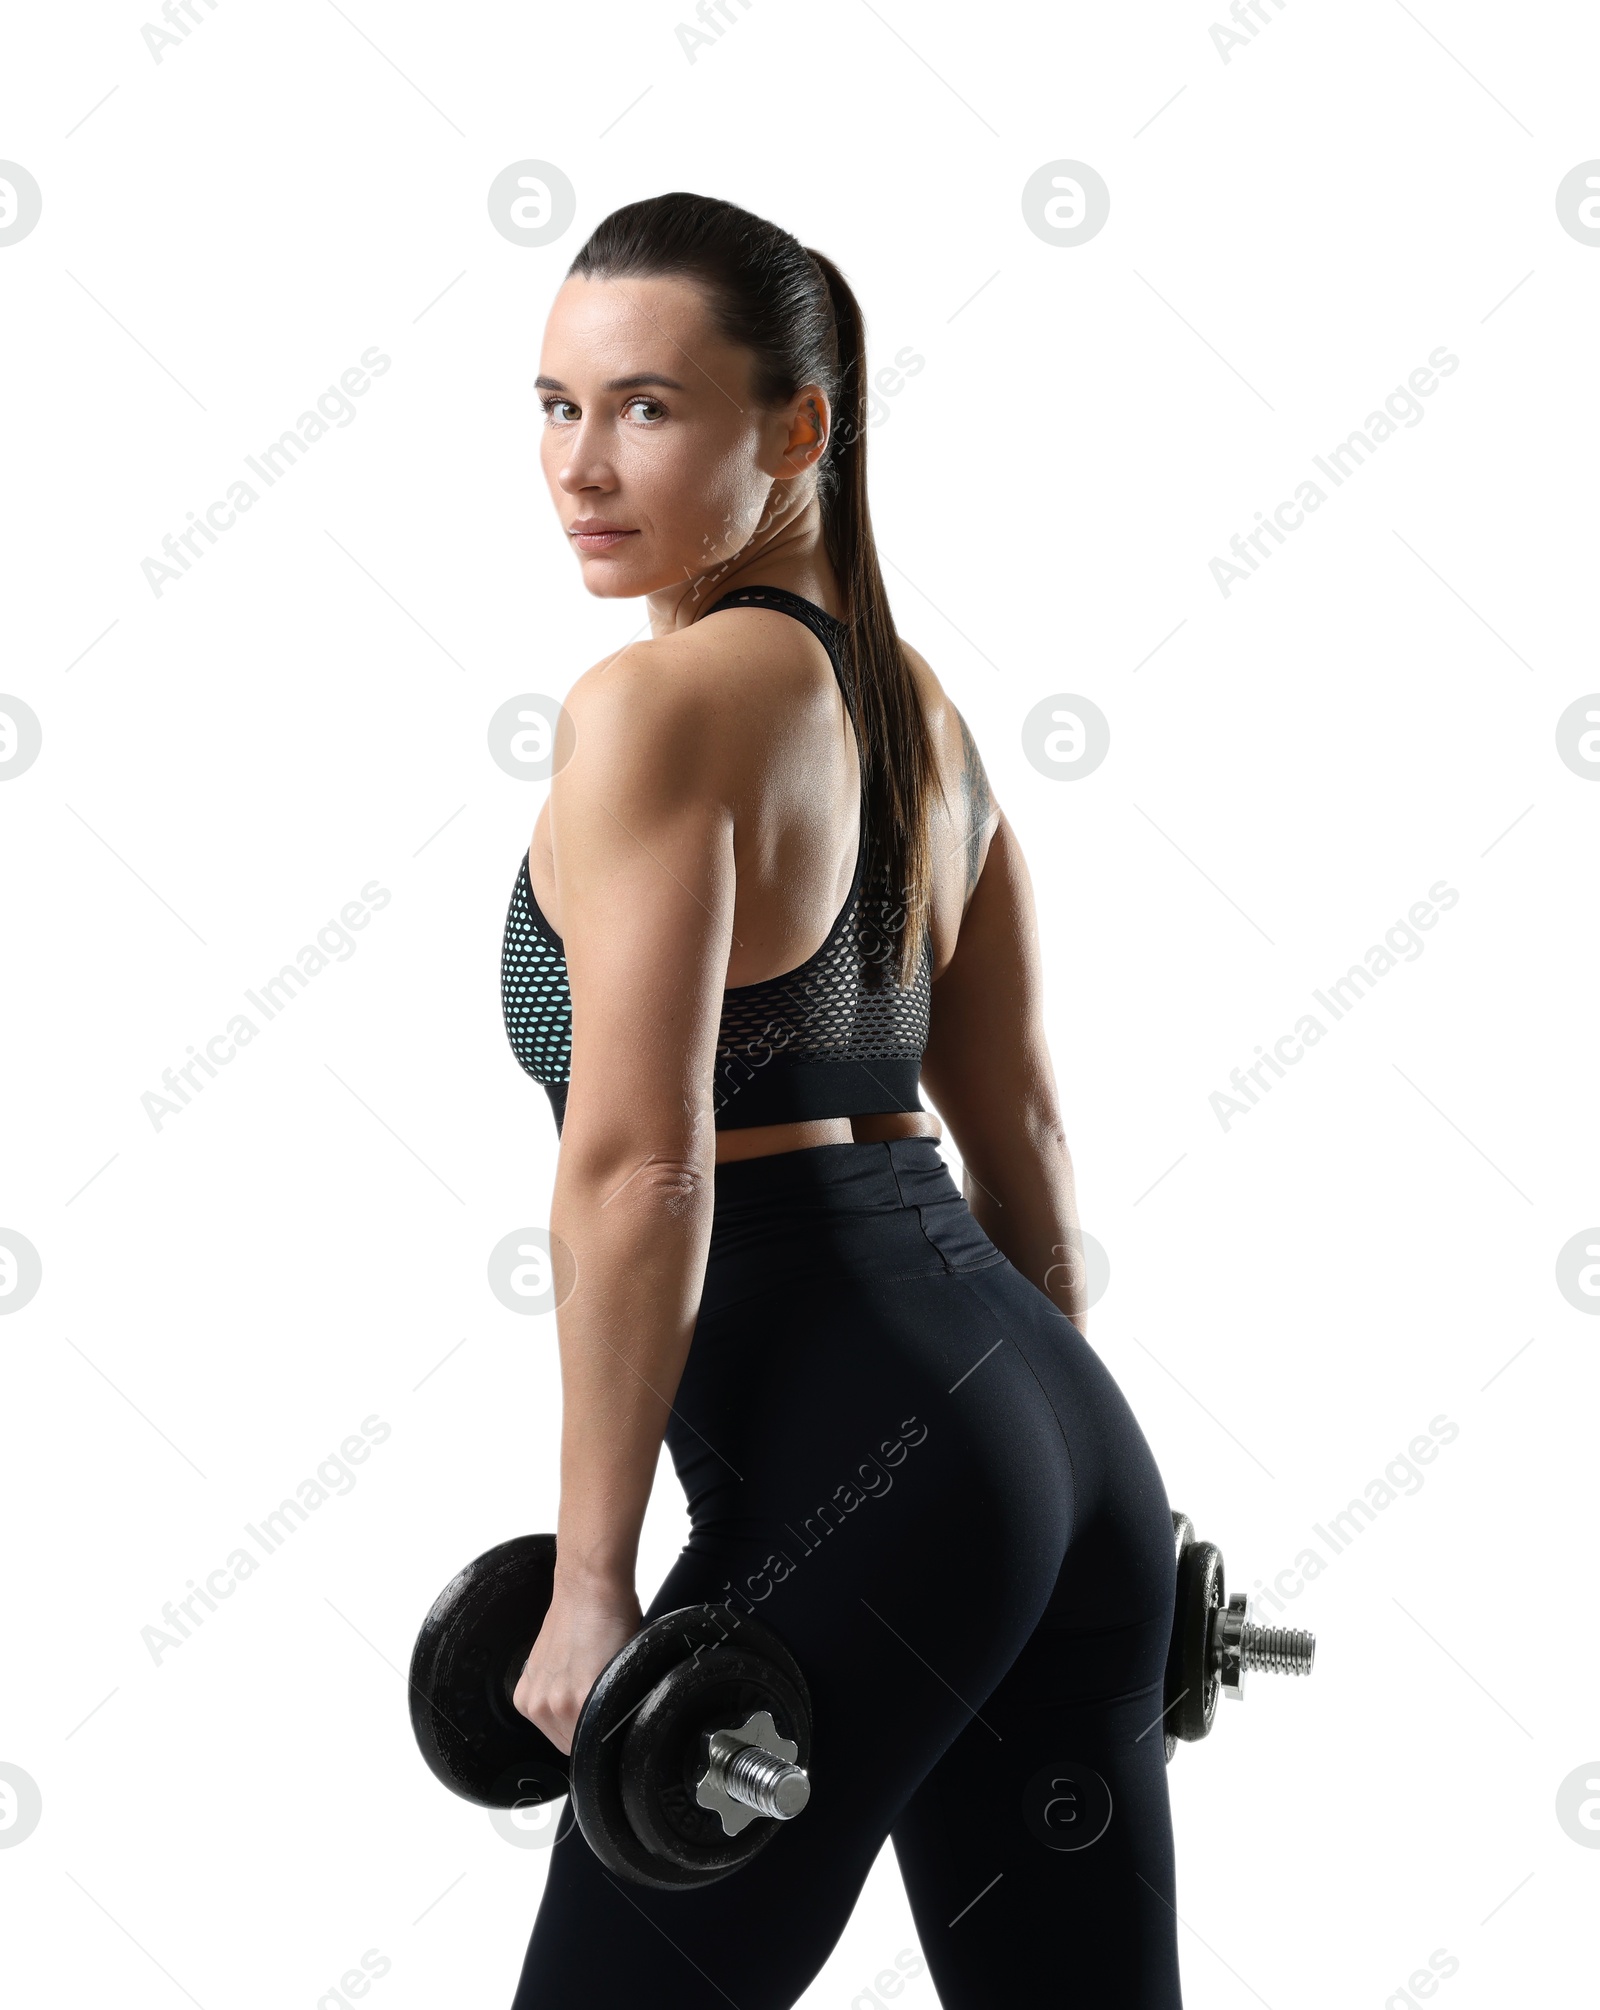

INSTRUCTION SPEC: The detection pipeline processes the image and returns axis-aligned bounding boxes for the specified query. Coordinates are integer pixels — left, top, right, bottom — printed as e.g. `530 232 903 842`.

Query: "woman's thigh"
886 1265 1183 2007
889 1631 1182 2009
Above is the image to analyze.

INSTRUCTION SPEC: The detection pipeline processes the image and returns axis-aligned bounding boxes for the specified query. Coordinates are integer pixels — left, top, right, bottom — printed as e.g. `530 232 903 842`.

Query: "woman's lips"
570 527 638 552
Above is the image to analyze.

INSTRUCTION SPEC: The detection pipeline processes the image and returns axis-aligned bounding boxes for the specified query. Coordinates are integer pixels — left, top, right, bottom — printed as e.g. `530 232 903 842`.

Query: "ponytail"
802 247 938 989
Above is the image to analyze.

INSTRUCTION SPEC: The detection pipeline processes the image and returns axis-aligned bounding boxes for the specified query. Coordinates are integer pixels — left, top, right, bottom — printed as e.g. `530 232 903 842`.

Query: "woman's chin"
576 555 649 595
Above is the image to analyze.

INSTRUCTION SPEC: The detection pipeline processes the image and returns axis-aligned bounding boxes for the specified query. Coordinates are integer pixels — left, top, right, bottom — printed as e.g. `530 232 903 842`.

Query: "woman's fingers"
511 1587 644 1756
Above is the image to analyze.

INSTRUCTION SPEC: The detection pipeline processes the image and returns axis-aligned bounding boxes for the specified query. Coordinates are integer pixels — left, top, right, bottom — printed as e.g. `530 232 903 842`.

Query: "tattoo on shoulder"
953 708 993 902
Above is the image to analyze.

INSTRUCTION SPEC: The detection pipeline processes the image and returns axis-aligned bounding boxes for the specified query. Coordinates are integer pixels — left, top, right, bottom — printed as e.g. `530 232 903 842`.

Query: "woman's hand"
512 1572 644 1757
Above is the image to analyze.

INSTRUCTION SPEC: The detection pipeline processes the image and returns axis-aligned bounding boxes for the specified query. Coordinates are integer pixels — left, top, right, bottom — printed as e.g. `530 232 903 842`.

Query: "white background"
2 1 1597 2003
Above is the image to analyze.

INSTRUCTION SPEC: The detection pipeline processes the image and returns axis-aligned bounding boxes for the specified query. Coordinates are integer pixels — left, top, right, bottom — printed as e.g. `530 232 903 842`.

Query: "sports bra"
501 583 932 1136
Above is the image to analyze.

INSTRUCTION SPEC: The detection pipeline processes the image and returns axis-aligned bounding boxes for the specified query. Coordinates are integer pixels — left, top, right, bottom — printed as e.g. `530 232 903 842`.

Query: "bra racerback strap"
699 584 851 702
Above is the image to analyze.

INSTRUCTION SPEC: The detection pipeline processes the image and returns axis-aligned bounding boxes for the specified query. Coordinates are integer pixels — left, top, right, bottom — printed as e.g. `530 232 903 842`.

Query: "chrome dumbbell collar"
694 1709 811 1837
1214 1591 1253 1701
1210 1590 1316 1701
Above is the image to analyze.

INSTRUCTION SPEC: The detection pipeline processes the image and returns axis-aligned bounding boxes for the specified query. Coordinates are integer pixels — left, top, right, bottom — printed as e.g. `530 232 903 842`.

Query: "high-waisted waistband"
711 1135 952 1208
700 1137 1006 1319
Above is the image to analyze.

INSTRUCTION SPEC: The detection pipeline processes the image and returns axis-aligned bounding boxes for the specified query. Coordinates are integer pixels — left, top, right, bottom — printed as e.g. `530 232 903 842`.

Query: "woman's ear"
779 392 828 475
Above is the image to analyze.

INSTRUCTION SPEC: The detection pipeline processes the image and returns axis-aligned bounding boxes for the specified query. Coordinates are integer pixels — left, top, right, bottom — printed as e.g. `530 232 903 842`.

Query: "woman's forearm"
963 1139 1088 1332
547 1149 715 1588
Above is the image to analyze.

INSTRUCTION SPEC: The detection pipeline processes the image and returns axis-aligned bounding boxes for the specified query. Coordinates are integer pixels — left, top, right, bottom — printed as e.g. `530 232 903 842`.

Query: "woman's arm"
513 638 737 1753
918 806 1090 1333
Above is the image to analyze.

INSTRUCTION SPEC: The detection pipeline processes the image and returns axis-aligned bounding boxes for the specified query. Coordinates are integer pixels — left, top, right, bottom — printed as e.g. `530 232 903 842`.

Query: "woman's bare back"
525 607 997 993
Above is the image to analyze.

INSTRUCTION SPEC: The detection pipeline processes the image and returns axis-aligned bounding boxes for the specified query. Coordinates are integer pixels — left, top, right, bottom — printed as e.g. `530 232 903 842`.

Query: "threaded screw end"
720 1743 811 1820
1240 1622 1316 1675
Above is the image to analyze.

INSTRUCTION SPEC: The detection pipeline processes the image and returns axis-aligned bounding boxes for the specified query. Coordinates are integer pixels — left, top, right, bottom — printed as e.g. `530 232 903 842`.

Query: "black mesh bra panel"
501 583 931 1135
501 851 573 1096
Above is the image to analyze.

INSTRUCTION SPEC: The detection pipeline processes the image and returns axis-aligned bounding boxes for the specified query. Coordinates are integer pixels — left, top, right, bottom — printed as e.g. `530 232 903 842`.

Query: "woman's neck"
648 500 843 637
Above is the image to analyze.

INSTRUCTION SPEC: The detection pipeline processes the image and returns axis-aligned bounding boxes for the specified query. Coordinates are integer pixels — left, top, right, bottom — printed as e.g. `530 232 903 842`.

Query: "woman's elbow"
555 1100 716 1220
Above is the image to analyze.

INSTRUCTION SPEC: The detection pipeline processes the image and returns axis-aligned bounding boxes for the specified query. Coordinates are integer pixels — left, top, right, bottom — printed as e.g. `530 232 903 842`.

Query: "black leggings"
511 1138 1183 2008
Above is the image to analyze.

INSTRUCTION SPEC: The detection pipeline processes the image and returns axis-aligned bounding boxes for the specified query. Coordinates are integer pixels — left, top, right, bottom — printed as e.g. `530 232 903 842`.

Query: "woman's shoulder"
895 636 1001 937
898 637 994 818
562 622 731 739
897 636 957 740
568 608 828 709
557 611 836 811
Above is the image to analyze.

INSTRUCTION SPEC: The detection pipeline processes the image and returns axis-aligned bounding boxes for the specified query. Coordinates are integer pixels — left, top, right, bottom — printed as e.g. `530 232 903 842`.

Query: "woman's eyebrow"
534 372 688 393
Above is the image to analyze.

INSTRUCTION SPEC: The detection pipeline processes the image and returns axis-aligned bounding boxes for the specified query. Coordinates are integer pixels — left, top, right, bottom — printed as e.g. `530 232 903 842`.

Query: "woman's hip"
669 1144 1072 1623
673 1136 1175 1640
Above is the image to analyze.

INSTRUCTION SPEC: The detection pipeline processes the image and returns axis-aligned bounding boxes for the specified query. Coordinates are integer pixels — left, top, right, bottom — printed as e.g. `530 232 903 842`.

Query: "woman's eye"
540 395 665 425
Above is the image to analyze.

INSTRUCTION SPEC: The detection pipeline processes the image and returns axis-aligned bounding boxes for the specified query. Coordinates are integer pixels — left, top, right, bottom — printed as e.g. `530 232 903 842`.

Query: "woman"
500 192 1182 2008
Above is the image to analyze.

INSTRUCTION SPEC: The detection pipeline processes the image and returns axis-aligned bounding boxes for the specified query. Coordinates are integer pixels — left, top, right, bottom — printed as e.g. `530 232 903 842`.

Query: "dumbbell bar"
1163 1510 1317 1763
408 1533 813 1890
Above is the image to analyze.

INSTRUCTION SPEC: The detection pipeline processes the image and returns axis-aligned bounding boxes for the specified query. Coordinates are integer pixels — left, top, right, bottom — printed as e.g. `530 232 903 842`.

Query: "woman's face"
537 271 826 602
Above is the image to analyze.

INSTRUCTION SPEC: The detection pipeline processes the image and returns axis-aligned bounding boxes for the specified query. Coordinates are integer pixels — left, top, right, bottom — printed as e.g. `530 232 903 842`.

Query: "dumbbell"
1162 1510 1317 1762
408 1533 813 1890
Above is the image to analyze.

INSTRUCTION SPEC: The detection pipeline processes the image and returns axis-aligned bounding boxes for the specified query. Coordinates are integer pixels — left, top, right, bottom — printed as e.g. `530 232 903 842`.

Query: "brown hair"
565 191 938 988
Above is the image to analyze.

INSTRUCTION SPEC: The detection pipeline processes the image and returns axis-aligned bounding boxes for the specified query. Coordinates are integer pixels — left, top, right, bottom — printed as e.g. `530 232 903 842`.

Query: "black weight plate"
621 1647 812 1875
570 1604 812 1891
1164 1539 1223 1743
1164 1514 1193 1765
408 1532 571 1810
